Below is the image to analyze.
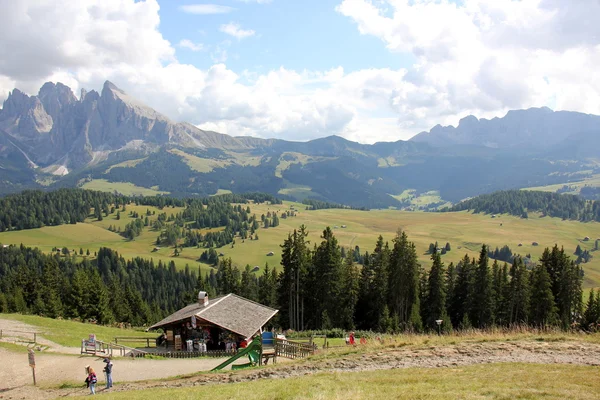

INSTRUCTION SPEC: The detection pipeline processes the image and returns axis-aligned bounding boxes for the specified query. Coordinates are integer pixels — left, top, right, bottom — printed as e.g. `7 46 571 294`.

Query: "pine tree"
240 265 258 301
278 225 310 330
311 227 343 328
258 263 277 308
471 245 494 328
40 259 63 318
583 289 597 329
371 236 389 329
424 251 450 332
356 251 376 329
509 257 530 324
338 254 360 329
388 230 421 330
529 265 558 327
449 254 474 328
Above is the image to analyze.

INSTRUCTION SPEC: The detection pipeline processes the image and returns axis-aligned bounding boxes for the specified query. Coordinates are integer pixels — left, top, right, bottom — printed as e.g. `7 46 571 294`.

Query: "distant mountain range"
1 81 598 208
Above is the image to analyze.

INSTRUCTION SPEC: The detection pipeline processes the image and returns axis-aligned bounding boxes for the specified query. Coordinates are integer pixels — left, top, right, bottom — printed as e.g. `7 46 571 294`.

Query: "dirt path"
0 348 229 397
3 339 599 399
0 319 79 355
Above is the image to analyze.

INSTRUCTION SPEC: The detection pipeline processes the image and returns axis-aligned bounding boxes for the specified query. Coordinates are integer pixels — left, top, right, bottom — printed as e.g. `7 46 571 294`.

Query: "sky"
0 0 598 143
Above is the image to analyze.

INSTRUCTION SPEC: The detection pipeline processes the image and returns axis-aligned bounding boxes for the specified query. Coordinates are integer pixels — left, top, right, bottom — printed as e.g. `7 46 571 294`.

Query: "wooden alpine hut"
149 291 278 353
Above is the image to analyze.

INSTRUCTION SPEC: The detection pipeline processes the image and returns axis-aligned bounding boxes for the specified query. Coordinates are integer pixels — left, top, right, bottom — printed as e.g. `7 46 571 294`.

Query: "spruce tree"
356 251 377 329
449 254 474 328
471 245 494 328
311 227 343 328
529 265 558 327
371 236 390 328
509 257 530 324
388 230 421 329
338 254 360 329
424 251 450 332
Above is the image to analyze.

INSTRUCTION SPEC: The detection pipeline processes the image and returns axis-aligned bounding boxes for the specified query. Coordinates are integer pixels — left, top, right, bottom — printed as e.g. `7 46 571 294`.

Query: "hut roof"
149 294 278 338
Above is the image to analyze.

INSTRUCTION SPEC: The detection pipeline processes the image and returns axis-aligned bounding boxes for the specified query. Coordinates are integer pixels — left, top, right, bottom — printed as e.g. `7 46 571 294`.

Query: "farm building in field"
149 292 278 352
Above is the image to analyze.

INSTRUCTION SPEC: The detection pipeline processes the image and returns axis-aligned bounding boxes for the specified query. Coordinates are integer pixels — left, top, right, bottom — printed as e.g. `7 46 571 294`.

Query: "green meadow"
0 313 156 347
82 179 169 196
102 363 600 400
0 201 599 288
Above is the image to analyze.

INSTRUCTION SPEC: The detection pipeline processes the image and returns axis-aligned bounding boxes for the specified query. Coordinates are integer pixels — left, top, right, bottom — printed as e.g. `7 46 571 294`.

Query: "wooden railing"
81 339 148 358
0 329 37 343
114 336 156 348
275 338 317 359
158 350 235 359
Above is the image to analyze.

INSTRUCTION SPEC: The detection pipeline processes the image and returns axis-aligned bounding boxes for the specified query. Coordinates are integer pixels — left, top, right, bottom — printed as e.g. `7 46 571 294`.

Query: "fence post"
34 333 37 343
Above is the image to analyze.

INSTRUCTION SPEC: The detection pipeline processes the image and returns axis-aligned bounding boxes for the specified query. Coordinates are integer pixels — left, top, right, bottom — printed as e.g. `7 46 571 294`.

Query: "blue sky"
159 1 411 75
0 0 597 143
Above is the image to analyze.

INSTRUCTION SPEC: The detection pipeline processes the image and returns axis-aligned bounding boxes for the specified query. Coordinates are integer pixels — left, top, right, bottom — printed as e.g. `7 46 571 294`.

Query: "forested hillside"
445 190 600 222
2 227 596 331
0 245 196 325
0 188 280 232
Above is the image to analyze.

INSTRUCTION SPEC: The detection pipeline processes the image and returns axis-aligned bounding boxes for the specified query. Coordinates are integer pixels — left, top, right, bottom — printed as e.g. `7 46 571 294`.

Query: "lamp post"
435 319 443 335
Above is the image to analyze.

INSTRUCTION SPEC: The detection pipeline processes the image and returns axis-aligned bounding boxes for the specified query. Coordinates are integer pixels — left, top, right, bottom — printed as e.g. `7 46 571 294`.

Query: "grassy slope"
1 202 599 288
524 172 600 194
82 179 169 196
0 314 156 347
102 363 600 400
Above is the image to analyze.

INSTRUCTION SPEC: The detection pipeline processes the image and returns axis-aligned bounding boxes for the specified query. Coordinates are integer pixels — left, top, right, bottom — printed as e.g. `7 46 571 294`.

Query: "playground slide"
211 337 262 371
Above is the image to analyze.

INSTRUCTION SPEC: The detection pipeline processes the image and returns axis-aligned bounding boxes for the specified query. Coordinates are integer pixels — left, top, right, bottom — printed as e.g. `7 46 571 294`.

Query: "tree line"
0 246 197 325
0 188 281 232
444 190 600 222
199 226 591 332
1 221 595 332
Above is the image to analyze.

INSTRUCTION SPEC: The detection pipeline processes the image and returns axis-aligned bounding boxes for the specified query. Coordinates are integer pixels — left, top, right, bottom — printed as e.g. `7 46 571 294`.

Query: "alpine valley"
1 81 599 208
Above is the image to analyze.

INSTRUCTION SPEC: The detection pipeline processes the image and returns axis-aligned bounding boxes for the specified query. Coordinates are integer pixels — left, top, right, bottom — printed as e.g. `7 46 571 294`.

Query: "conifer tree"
40 259 63 318
338 254 360 329
529 265 558 327
471 245 494 328
356 251 377 329
311 227 343 328
583 289 598 329
371 236 390 327
509 257 530 324
388 230 421 329
424 251 450 332
449 254 474 328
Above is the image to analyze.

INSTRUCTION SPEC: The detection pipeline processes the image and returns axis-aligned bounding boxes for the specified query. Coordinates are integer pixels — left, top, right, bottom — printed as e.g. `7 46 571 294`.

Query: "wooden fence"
275 338 317 359
0 329 37 343
157 350 236 359
81 339 148 358
114 336 156 348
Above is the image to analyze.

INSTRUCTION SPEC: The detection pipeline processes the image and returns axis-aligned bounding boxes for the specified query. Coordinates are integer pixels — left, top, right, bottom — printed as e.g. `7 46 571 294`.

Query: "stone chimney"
198 291 208 307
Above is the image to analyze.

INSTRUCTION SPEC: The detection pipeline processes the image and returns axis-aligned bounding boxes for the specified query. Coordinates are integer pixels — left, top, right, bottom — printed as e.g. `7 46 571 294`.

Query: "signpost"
28 349 36 386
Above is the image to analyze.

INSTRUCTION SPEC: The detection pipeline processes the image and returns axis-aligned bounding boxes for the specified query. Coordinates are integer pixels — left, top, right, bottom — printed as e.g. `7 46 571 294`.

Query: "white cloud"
178 39 204 52
236 0 272 3
178 4 235 15
336 0 600 135
219 22 256 40
1 0 599 144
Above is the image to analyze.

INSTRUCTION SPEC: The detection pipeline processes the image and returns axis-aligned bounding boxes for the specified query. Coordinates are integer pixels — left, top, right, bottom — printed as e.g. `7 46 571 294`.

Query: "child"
85 366 97 395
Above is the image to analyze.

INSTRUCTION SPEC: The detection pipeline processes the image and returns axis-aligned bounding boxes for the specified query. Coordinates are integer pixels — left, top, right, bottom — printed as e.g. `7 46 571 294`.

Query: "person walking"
85 366 97 395
103 358 113 389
